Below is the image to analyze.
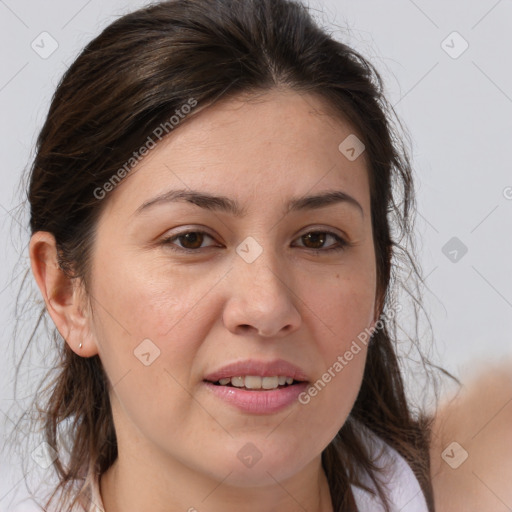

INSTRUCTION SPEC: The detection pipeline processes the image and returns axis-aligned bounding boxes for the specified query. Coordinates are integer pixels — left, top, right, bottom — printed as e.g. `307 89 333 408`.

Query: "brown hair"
10 0 455 509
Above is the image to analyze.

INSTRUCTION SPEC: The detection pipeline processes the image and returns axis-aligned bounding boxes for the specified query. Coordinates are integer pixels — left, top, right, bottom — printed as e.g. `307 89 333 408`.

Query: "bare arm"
430 359 512 512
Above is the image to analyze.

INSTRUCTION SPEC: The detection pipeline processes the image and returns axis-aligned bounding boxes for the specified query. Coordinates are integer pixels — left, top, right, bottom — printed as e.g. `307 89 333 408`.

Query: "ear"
29 231 98 357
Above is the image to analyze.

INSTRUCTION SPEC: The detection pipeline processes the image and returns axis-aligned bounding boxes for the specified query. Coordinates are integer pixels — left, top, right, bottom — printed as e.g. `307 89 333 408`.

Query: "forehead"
102 89 370 217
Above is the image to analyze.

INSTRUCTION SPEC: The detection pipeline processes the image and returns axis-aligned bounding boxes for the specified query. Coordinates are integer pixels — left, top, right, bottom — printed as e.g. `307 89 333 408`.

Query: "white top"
86 427 428 512
349 423 429 511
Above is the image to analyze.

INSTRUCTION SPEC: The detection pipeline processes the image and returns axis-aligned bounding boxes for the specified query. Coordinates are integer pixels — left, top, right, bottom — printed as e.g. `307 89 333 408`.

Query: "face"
84 89 378 486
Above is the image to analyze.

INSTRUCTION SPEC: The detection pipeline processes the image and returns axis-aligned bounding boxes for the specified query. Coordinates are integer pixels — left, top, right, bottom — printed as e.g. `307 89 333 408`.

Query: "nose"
222 249 302 338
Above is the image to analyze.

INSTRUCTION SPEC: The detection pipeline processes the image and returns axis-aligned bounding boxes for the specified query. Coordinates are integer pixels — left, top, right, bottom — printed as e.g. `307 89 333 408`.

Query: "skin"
430 359 512 511
29 88 380 512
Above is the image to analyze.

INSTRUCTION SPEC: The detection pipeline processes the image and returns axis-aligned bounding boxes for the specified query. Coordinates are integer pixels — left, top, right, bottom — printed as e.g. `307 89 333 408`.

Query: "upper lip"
203 359 310 383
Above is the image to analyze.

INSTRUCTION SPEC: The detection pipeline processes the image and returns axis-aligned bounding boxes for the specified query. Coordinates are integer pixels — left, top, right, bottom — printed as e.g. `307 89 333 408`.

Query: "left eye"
293 231 348 252
161 230 348 253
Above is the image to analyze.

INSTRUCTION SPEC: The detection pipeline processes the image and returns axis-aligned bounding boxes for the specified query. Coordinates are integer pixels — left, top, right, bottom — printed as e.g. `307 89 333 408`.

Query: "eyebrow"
134 188 364 217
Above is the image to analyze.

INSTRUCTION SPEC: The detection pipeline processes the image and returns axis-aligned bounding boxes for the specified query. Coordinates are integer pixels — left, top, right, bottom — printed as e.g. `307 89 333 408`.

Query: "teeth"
245 376 262 389
262 376 278 389
215 375 295 389
231 376 245 387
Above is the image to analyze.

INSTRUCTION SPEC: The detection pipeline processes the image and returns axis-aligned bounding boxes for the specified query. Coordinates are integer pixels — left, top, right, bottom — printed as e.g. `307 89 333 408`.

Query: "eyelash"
160 229 350 254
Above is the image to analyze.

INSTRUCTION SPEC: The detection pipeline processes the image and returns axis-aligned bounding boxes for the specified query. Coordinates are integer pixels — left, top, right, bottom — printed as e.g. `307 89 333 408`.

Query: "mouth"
205 375 305 391
203 358 310 388
202 359 310 413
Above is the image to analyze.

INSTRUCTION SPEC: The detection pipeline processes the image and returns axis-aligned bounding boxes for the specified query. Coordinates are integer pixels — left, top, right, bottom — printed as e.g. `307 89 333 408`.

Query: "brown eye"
301 232 327 249
161 229 348 254
293 231 349 253
161 230 218 252
177 232 205 249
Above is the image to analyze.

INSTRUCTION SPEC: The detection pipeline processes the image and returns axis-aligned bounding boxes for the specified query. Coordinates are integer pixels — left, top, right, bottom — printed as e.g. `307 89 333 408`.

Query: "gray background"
1 0 511 509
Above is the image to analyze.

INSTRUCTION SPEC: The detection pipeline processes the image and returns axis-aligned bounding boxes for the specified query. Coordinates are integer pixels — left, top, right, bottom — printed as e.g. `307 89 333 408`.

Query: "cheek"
295 265 375 426
305 264 376 350
87 259 225 433
90 252 225 365
88 264 218 444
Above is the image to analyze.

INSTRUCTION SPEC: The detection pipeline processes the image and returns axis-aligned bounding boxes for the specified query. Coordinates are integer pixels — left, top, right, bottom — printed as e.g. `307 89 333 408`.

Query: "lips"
203 358 310 384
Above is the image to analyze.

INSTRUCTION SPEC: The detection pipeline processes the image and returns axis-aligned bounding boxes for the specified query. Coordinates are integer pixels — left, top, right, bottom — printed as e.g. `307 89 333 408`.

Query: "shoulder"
351 422 429 512
430 359 512 511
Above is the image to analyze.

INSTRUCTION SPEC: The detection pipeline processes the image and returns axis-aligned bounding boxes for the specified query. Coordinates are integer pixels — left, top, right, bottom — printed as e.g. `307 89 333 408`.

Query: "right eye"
160 230 221 252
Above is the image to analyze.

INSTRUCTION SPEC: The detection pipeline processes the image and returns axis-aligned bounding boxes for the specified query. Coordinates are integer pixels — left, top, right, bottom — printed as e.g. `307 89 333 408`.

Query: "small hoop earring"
79 343 83 349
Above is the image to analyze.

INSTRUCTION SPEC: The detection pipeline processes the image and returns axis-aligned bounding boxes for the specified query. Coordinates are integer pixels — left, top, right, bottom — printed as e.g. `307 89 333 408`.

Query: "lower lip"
203 381 309 414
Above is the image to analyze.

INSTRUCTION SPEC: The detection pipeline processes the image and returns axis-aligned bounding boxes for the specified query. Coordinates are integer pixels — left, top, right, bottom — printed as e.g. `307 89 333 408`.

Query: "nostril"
238 324 254 334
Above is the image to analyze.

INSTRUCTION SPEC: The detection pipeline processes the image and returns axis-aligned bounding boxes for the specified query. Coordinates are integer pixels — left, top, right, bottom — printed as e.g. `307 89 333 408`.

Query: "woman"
17 0 450 510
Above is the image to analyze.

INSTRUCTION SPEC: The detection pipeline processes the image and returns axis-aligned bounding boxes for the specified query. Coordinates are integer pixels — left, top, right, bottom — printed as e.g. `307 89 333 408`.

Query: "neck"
100 447 334 512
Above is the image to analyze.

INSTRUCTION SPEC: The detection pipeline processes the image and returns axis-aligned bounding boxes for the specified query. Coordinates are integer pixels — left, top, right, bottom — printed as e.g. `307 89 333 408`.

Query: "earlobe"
29 231 98 357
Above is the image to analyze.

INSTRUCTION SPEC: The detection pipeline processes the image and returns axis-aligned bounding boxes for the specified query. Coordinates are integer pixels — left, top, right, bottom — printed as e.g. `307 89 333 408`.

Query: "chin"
220 462 305 488
200 442 313 487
